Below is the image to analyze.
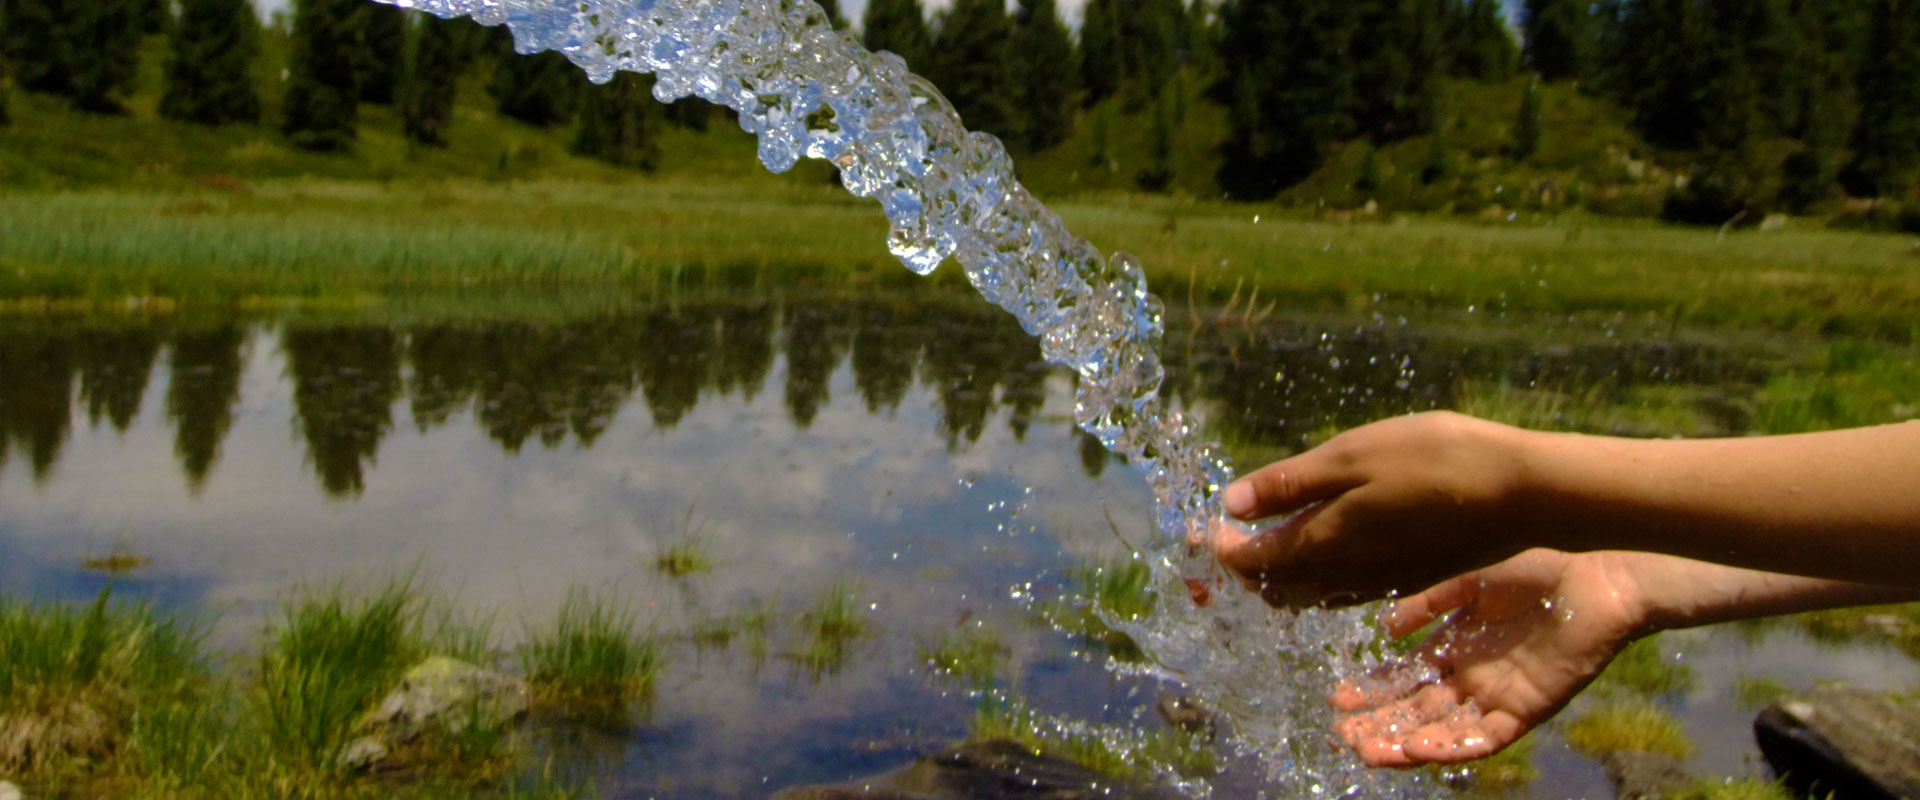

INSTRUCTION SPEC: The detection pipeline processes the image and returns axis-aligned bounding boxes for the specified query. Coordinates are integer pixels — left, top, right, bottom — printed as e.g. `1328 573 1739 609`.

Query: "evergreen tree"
1521 0 1591 82
1512 77 1540 161
861 0 931 72
283 0 363 150
138 0 168 33
1078 0 1122 104
1352 0 1438 140
1010 0 1076 150
357 1 407 104
1667 0 1778 224
1846 0 1920 198
1218 0 1358 196
1607 0 1704 149
161 0 262 125
573 72 662 170
491 27 579 126
1119 0 1184 97
2 0 66 94
1137 89 1176 191
1780 0 1867 210
401 12 461 146
23 0 146 112
1441 0 1516 81
927 0 1020 141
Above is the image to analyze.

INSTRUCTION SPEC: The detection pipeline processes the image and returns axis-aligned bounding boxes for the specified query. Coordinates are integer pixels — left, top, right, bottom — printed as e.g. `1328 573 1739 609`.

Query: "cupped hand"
1212 411 1540 607
1331 548 1646 766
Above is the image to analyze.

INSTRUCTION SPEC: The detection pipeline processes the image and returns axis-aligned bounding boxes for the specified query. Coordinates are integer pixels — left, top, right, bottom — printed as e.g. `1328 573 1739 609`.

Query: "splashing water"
374 0 1433 794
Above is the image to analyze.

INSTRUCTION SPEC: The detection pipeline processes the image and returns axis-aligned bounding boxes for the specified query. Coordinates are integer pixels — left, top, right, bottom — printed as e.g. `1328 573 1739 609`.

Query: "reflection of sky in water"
3 303 1916 798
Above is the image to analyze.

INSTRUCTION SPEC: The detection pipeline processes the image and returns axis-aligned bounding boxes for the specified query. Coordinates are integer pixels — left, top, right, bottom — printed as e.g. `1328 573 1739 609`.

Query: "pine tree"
1218 0 1358 195
1780 0 1867 210
283 0 363 150
1512 77 1540 161
3 0 66 94
1352 0 1437 140
358 1 407 104
161 0 262 125
861 0 931 72
1607 0 1705 149
491 27 580 126
66 0 145 111
138 0 168 33
1442 0 1516 81
401 12 461 146
1010 0 1076 150
927 0 1020 142
1846 0 1920 198
573 72 662 169
1078 0 1122 104
1521 0 1591 82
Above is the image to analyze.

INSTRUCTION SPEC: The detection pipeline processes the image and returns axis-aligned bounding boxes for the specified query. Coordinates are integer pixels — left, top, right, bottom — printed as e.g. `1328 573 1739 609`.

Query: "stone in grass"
342 656 531 771
770 739 1182 800
0 780 22 800
1753 685 1920 800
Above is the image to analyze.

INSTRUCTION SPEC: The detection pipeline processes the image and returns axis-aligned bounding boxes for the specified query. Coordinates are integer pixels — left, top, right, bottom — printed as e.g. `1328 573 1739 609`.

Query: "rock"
1602 750 1691 800
1754 686 1920 800
769 739 1182 800
342 656 529 771
1759 213 1789 232
0 780 22 800
1154 693 1212 735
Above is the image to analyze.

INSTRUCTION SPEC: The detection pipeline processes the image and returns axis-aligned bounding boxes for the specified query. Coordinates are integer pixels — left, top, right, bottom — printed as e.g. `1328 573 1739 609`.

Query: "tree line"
1 0 1915 215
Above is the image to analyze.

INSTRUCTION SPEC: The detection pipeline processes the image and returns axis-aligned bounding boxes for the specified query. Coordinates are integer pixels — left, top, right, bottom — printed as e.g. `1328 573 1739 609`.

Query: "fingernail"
1222 481 1254 518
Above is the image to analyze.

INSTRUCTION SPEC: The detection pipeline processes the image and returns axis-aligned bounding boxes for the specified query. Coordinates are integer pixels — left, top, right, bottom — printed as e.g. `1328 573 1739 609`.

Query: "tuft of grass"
255 578 424 778
1561 701 1694 760
917 626 1005 689
1675 777 1800 800
1590 636 1699 700
653 540 712 579
1042 557 1155 664
969 693 1215 782
522 588 661 710
1449 733 1538 796
1755 342 1920 434
787 581 871 682
1733 675 1794 712
0 586 203 775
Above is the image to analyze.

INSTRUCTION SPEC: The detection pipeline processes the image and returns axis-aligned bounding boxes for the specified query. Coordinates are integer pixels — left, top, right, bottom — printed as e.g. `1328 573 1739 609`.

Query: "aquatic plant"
522 588 661 708
787 580 870 682
256 579 425 777
1560 701 1694 760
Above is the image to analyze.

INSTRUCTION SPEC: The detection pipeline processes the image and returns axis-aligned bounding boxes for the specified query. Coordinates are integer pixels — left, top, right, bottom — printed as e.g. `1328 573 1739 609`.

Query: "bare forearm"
1597 551 1920 637
1517 421 1920 588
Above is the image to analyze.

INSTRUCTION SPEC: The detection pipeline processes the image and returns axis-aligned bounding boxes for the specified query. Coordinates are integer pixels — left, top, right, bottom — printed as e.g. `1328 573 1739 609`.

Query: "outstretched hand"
1330 549 1644 766
1213 412 1539 607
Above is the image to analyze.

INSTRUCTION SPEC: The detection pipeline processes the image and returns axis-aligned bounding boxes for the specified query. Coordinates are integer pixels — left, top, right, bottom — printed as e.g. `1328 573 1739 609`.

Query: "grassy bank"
5 180 1918 341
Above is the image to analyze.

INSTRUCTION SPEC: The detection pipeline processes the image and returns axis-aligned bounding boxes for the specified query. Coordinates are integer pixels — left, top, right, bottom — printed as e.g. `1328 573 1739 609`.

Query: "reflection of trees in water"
77 328 161 432
781 299 850 429
166 325 247 491
0 330 76 482
283 326 402 497
0 297 1772 497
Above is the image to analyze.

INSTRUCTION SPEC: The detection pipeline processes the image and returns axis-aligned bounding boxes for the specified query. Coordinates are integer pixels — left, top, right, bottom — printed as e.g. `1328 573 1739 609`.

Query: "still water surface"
2 286 1914 798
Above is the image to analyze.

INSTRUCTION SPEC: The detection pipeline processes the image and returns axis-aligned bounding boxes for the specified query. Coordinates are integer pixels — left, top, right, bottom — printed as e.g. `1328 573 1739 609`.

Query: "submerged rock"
1601 750 1690 800
342 656 529 771
1754 686 1920 800
769 739 1180 800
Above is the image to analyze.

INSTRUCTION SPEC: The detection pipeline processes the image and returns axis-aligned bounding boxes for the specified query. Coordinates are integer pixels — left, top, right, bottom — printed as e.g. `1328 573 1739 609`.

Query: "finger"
1221 453 1363 521
1401 709 1525 765
1383 573 1481 638
1212 501 1330 579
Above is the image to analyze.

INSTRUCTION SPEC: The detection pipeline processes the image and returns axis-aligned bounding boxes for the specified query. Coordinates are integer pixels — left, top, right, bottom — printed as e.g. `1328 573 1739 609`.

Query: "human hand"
1330 549 1645 766
1213 412 1539 607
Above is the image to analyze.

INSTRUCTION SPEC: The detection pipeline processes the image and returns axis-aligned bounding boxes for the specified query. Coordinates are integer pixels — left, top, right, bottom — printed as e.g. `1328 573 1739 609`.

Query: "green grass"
1588 636 1699 701
1675 777 1801 800
1041 556 1156 664
257 578 425 778
786 580 871 682
969 693 1215 782
917 626 1006 689
1560 701 1694 760
1732 675 1794 712
1449 733 1538 797
0 587 203 775
1456 379 1726 438
522 588 661 710
1 580 606 800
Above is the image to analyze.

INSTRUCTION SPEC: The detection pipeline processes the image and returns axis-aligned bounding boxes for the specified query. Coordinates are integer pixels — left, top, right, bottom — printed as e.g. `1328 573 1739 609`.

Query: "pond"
3 285 1914 798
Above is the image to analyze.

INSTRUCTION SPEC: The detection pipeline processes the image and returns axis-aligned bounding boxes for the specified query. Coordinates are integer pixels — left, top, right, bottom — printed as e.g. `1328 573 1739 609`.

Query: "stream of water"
369 0 1424 794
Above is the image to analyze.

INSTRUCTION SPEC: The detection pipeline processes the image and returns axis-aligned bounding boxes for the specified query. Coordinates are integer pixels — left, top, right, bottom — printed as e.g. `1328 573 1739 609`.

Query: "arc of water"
373 1 1424 796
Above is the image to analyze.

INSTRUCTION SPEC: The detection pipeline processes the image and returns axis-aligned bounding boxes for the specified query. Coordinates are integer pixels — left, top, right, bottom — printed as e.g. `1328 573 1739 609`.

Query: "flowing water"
8 291 1902 797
